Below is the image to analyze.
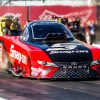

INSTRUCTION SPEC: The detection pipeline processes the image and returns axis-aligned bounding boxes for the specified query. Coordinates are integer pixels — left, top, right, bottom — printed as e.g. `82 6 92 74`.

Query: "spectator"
87 20 96 45
85 21 91 45
52 15 58 21
68 16 80 32
94 20 100 43
24 20 30 28
78 21 86 42
68 16 82 41
50 15 99 44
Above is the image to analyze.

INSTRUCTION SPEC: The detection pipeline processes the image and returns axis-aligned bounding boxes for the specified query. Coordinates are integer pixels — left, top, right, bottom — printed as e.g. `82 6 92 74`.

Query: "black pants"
90 34 96 45
73 32 86 42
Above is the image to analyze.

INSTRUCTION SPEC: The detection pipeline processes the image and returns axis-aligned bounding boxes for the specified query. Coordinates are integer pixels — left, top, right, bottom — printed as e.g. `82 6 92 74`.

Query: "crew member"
10 17 21 31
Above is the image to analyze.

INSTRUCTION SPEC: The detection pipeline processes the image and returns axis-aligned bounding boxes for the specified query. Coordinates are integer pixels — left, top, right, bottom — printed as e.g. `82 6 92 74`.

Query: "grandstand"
1 0 98 6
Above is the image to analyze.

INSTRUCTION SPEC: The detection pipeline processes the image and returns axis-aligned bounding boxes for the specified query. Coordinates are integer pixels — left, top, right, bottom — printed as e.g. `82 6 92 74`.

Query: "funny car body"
0 20 100 79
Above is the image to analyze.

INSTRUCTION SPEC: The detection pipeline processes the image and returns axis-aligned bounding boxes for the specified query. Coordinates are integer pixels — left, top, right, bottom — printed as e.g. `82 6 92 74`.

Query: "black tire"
0 41 23 78
0 41 11 72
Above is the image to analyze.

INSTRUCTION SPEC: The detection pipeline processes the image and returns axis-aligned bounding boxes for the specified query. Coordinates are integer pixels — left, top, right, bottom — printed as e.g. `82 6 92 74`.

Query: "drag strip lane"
36 80 100 96
0 71 100 100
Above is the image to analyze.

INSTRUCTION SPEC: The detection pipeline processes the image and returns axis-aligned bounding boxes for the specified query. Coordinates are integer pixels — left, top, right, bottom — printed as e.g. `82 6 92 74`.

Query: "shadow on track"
0 70 100 82
28 77 100 82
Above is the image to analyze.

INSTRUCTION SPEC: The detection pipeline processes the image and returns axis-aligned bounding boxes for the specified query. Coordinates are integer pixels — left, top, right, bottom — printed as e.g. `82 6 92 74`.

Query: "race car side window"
19 27 29 41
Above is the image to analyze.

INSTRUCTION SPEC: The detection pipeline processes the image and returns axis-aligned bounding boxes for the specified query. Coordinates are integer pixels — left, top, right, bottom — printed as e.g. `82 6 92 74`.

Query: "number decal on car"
46 43 78 51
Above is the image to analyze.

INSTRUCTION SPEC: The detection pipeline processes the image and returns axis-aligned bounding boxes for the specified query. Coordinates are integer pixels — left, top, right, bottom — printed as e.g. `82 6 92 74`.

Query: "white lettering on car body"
10 44 27 65
46 43 89 54
31 67 43 76
49 50 89 54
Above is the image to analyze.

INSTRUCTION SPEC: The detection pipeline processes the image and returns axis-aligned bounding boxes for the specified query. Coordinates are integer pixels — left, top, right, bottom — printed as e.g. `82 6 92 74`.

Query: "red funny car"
0 20 100 79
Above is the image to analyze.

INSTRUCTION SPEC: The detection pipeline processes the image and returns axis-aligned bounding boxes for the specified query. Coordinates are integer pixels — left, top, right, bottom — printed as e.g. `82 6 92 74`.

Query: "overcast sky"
2 0 88 6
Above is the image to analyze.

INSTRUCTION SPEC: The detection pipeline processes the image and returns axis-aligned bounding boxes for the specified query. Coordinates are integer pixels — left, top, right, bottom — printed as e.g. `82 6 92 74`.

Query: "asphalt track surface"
0 44 100 100
0 71 100 100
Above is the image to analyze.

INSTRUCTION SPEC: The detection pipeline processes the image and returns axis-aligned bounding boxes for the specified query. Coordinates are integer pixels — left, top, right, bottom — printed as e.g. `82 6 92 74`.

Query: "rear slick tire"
0 41 11 72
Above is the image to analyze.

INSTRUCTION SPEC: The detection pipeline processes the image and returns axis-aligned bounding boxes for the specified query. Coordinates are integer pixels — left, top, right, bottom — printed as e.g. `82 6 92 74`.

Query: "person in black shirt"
68 16 80 40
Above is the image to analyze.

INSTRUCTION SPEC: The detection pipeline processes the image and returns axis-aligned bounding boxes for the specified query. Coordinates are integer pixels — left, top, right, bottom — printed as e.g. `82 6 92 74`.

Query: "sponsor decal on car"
10 44 27 65
31 67 43 77
46 43 89 54
49 50 89 54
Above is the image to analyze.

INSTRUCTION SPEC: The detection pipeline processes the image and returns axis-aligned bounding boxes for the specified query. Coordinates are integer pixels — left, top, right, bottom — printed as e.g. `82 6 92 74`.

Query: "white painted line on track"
0 97 8 100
